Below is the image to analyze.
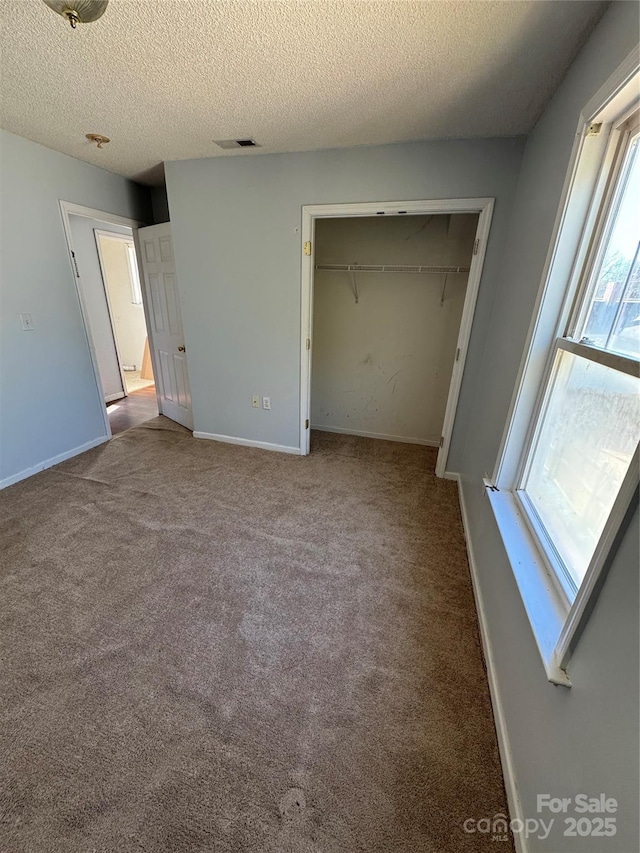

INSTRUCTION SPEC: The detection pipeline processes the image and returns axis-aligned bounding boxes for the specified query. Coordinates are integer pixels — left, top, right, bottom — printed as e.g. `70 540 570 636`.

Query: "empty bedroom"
0 2 638 852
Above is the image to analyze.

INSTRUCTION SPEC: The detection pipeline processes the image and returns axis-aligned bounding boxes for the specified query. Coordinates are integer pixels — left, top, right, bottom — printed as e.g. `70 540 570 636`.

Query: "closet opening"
300 199 494 477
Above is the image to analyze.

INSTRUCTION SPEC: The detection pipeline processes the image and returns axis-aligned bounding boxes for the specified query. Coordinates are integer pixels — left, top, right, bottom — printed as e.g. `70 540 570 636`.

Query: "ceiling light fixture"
86 133 110 149
42 0 108 28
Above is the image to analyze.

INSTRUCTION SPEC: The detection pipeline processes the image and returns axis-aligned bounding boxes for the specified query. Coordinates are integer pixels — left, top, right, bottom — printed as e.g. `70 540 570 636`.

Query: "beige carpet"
0 419 512 852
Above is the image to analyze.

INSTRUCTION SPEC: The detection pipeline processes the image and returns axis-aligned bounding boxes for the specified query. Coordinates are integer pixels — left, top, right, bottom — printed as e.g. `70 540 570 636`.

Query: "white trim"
554 445 639 670
194 431 301 455
299 198 495 480
311 425 439 447
582 48 640 123
60 201 144 230
492 117 588 488
486 487 571 687
437 201 494 477
457 479 528 853
0 436 108 490
557 337 639 377
93 229 135 244
442 470 460 482
59 201 145 443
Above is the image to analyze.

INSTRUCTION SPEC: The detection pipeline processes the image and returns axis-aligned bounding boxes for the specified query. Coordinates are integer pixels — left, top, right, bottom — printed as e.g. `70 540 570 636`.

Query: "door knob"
178 345 186 352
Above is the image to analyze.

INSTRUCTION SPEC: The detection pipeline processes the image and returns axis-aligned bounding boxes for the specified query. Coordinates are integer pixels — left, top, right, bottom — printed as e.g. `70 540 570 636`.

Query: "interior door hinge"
439 436 444 448
455 347 461 362
71 250 80 277
305 419 309 429
306 338 311 350
473 238 480 255
303 241 312 256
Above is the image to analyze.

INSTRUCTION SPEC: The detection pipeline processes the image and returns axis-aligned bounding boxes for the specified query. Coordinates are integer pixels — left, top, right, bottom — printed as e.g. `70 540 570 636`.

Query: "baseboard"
0 435 109 490
311 425 439 447
456 477 527 853
193 431 301 455
442 470 460 481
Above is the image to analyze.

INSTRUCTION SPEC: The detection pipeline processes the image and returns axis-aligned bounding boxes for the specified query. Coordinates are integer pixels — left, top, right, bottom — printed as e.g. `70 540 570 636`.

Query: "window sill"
484 481 572 687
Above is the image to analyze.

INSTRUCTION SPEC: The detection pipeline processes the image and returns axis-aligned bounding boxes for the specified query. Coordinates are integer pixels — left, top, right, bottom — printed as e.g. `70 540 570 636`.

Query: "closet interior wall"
311 214 478 445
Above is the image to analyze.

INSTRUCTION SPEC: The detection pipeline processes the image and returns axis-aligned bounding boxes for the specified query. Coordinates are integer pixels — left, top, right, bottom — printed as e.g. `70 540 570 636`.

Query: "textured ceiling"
0 0 606 185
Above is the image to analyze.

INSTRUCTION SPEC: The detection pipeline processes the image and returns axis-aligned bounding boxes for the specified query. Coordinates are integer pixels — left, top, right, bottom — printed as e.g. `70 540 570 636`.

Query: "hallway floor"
107 385 158 435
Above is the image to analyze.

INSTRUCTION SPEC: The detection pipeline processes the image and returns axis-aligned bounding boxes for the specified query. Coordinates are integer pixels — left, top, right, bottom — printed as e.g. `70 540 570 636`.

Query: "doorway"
95 230 154 396
65 212 158 434
60 202 193 439
93 230 158 434
300 199 494 476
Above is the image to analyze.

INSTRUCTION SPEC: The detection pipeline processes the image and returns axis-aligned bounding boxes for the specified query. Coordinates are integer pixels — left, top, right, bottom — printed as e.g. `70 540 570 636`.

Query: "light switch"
20 313 34 331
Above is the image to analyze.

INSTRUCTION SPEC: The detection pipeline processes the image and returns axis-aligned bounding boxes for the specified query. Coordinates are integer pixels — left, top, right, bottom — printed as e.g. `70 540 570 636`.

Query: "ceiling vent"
214 138 260 150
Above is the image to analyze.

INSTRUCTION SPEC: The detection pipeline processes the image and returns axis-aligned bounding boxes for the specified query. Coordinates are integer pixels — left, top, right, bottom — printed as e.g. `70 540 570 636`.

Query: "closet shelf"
315 263 470 274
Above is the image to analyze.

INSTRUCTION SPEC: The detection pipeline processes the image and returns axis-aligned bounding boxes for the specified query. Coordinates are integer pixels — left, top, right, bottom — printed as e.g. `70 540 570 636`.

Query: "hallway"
107 385 158 435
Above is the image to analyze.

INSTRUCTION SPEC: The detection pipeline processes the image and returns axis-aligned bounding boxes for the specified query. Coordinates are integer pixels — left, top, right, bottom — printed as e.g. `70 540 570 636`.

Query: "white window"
488 64 640 686
126 243 143 305
518 110 639 603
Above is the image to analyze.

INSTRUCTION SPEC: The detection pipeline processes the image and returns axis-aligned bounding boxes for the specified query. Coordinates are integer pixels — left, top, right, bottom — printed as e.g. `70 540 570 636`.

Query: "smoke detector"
213 138 260 150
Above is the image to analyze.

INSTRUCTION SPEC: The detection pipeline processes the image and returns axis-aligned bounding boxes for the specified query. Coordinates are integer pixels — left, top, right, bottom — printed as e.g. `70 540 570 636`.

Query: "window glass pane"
523 349 639 591
581 131 640 358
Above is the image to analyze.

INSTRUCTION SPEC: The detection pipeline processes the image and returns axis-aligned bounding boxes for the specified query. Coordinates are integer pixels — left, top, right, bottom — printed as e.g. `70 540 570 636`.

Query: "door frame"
299 198 494 477
59 201 147 439
94 229 142 401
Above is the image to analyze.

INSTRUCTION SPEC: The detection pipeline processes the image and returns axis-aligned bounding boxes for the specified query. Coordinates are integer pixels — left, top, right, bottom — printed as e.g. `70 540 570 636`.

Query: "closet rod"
315 263 470 274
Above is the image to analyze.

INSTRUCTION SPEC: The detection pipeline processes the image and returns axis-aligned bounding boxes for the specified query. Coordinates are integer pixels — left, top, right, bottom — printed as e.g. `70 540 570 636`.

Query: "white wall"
311 215 476 444
99 236 148 369
0 130 150 486
165 137 524 458
456 3 640 850
69 215 131 400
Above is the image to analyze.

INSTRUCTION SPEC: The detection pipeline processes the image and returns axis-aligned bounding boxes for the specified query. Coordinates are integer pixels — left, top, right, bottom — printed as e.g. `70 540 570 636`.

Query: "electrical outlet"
20 313 34 331
262 396 271 410
252 395 260 408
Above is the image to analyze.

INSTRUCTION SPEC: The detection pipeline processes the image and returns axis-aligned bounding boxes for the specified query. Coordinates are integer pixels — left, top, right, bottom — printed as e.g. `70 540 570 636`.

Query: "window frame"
567 110 640 345
487 54 640 686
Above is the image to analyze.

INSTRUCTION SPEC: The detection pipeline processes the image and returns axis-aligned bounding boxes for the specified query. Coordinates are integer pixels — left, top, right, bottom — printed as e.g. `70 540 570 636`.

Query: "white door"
137 223 193 430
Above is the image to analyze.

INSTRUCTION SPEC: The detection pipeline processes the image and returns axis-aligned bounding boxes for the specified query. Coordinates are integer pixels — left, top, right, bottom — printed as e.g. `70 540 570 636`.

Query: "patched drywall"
311 215 476 444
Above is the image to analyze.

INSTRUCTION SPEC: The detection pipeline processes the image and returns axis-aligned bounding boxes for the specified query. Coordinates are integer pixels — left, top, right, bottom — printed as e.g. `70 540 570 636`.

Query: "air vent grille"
213 138 259 150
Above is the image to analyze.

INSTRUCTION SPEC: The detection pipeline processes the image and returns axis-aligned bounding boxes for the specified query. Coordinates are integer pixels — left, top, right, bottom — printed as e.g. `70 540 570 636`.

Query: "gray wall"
165 137 524 455
312 215 476 444
151 185 170 224
0 130 150 484
457 3 640 850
